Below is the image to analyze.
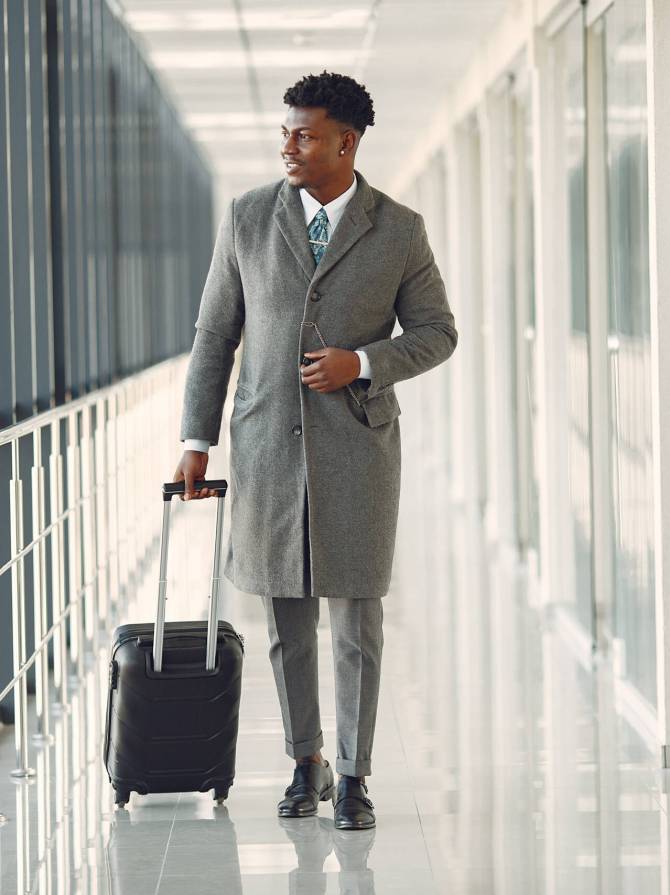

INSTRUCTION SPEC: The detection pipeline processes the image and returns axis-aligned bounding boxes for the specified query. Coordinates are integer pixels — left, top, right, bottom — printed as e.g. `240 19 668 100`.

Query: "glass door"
600 0 656 708
548 11 593 634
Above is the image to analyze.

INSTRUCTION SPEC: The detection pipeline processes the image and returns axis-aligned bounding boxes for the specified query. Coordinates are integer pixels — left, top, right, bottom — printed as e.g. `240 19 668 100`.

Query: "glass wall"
0 0 215 428
403 0 658 776
601 0 655 707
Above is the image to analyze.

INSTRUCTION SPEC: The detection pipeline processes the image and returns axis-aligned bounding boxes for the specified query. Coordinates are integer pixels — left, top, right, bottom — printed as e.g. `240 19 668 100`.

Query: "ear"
339 128 358 155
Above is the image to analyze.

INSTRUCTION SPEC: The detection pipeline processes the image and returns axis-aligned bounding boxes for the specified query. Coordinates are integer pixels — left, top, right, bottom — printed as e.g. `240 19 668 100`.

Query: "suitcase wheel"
114 788 131 809
213 788 229 805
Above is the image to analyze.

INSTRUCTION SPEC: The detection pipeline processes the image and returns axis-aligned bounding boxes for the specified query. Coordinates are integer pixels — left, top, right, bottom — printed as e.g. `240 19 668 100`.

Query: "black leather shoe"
333 776 376 830
277 760 335 817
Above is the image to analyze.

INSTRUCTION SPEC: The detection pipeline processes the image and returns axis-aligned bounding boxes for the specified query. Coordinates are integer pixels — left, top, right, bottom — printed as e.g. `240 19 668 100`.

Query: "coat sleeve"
179 199 245 447
354 211 457 401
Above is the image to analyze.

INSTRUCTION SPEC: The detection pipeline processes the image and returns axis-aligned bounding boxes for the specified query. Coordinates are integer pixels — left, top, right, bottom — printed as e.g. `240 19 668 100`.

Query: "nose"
282 133 298 155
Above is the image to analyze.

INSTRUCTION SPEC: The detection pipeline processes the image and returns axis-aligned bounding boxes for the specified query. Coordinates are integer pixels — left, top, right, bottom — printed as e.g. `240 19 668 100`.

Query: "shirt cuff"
184 439 210 453
354 349 372 380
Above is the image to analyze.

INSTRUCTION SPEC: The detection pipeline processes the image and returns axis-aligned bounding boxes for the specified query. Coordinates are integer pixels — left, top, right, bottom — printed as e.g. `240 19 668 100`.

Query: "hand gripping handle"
153 479 229 673
162 479 228 500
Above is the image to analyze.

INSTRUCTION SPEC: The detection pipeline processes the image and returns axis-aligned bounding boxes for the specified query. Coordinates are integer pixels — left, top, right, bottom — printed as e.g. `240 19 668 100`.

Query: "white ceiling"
118 0 509 217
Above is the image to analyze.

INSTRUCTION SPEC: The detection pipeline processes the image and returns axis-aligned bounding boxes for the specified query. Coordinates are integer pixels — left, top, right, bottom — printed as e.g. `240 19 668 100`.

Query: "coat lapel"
273 169 375 287
311 170 375 286
273 179 317 282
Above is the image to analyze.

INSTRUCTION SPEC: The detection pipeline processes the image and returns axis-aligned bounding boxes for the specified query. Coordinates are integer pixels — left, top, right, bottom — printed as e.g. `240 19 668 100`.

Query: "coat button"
292 424 302 436
310 291 321 302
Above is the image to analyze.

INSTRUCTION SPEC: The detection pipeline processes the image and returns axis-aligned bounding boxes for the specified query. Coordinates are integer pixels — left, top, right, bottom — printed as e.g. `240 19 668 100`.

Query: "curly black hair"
283 70 375 135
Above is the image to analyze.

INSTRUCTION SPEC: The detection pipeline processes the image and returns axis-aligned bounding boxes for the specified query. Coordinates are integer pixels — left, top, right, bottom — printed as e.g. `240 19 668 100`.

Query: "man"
174 71 458 829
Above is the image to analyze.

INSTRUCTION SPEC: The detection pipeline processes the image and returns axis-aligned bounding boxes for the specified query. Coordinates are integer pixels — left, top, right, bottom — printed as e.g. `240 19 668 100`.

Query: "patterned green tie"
307 207 329 264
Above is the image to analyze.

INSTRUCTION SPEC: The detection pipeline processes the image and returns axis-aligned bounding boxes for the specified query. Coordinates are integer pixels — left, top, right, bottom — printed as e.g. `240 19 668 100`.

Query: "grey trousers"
261 595 384 777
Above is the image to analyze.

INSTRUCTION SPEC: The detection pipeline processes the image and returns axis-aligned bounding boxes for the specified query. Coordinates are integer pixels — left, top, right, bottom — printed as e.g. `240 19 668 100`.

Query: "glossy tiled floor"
1 493 670 893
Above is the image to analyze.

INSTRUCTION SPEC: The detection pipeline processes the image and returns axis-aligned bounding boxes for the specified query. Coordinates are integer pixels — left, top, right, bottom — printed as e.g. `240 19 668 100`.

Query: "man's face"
280 106 352 188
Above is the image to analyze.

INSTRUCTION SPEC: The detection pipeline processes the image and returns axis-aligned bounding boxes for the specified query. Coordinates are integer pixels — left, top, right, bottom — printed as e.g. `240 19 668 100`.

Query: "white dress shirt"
184 175 371 453
299 174 358 237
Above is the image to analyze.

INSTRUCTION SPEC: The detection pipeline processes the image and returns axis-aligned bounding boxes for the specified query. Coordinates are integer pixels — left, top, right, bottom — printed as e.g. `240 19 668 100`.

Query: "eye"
299 133 312 141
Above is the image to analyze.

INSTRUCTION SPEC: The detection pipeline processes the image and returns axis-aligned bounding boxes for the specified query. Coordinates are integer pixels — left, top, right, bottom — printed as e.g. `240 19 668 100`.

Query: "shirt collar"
299 174 358 231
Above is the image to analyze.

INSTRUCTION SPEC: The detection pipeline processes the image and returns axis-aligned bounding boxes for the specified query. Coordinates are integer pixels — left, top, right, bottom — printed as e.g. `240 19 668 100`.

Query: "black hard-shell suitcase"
103 479 245 808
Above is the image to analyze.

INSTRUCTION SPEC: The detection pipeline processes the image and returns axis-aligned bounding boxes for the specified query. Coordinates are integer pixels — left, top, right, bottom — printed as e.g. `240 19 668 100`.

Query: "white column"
647 0 670 764
446 123 487 512
478 86 518 548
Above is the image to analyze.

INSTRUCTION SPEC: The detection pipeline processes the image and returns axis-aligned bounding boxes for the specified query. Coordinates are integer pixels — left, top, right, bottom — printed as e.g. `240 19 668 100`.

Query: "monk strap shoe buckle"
334 793 374 810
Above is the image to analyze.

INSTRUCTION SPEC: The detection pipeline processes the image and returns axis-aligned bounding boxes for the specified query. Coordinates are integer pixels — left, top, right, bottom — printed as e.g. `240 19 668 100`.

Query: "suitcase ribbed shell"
104 620 244 805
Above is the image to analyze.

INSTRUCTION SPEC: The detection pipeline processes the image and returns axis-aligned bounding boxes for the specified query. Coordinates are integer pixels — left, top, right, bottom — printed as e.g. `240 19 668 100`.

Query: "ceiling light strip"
354 0 382 81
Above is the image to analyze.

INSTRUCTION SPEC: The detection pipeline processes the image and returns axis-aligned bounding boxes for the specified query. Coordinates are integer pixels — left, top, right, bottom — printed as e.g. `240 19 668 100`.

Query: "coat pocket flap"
363 389 401 427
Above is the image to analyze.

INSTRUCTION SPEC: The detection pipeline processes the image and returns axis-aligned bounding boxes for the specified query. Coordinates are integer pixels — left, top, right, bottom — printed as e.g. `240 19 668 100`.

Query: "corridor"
2 0 670 891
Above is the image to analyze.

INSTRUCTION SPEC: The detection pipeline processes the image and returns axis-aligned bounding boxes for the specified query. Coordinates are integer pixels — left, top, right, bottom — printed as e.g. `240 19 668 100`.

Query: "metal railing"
0 356 188 800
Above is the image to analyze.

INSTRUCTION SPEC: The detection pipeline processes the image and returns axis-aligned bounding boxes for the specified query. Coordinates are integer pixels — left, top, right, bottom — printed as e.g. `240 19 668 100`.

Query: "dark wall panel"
12 0 215 418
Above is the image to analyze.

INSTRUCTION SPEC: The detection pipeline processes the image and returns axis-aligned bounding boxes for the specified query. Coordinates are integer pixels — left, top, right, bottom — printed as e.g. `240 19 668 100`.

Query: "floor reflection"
102 808 376 894
278 817 376 894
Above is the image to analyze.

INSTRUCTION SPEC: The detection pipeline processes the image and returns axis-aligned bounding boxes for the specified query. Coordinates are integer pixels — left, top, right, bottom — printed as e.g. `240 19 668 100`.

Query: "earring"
339 149 345 155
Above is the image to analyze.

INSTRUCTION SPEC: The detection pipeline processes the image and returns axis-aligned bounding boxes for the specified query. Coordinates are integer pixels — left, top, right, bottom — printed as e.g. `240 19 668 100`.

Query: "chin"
285 168 307 185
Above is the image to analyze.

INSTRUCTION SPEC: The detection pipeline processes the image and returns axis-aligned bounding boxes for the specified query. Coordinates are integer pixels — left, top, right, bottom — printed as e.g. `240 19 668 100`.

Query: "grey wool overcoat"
179 168 458 599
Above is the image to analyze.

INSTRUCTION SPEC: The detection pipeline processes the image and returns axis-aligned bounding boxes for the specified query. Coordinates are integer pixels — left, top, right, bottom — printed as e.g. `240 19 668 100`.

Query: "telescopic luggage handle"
154 479 229 673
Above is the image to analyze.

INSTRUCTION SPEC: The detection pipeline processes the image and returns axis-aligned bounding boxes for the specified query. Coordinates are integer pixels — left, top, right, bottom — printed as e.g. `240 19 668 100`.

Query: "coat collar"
273 168 375 286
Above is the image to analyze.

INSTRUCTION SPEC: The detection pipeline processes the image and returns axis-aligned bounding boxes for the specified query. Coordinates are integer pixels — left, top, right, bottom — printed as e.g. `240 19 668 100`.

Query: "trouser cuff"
285 730 324 760
335 757 371 777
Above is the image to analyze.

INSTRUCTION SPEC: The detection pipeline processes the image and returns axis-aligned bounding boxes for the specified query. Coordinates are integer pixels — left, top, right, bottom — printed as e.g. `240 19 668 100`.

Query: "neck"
303 171 355 206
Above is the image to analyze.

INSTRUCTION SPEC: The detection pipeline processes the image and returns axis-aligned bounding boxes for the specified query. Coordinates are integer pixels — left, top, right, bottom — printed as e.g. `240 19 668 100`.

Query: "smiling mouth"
284 161 303 170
